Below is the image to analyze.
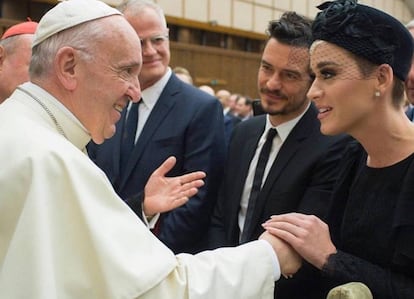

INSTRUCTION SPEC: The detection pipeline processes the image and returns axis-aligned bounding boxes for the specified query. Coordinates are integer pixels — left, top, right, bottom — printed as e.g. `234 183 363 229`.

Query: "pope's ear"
54 46 78 90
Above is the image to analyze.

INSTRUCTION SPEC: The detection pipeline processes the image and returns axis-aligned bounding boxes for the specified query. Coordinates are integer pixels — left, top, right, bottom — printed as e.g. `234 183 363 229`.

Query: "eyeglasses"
140 34 169 47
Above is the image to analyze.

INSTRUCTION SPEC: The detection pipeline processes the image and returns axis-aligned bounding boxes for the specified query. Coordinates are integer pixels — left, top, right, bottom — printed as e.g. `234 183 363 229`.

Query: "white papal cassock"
0 82 279 299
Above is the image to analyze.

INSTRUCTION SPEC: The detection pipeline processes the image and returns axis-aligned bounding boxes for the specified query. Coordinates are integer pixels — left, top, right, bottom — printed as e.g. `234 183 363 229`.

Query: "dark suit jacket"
88 73 226 253
223 112 241 148
208 104 351 299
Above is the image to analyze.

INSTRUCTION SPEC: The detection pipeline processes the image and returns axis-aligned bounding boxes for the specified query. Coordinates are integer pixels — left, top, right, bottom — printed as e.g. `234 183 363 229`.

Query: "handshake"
259 213 337 278
142 156 335 279
259 230 302 278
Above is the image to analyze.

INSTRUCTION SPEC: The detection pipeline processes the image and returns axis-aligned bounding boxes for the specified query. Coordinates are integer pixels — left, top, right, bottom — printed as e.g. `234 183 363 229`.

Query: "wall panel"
210 0 232 27
253 5 272 33
157 0 183 17
158 0 414 33
170 42 261 97
291 0 307 16
233 1 254 31
184 0 208 22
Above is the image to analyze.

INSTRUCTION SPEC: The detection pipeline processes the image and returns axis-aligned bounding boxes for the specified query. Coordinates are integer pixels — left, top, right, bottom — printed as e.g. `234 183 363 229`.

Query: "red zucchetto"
1 21 38 40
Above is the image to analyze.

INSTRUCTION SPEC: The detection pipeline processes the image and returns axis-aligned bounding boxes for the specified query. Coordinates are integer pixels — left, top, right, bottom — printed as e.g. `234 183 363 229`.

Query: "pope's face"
75 16 142 144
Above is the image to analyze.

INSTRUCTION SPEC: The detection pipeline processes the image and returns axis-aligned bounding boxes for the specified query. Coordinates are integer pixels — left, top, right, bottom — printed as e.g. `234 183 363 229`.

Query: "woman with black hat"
263 0 414 298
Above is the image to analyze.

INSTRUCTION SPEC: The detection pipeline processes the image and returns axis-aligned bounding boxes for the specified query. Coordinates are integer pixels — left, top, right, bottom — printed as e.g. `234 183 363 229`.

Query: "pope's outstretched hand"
143 156 206 216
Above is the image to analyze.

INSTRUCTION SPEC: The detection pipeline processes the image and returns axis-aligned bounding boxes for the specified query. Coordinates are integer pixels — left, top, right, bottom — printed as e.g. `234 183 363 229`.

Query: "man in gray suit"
208 12 350 299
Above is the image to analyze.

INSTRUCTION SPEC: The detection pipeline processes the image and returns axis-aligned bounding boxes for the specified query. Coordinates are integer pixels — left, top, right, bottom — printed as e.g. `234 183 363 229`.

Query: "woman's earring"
375 91 381 97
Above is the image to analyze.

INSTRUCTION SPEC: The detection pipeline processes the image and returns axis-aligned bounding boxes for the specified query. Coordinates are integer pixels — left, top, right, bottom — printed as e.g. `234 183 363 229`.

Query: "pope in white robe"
0 0 303 298
0 82 279 299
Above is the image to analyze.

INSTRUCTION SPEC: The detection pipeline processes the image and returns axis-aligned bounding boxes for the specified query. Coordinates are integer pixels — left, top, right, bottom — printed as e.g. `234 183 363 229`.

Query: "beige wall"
155 0 414 35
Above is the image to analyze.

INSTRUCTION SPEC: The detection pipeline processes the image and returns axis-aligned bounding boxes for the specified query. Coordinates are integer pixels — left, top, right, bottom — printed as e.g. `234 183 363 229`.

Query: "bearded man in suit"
208 11 350 299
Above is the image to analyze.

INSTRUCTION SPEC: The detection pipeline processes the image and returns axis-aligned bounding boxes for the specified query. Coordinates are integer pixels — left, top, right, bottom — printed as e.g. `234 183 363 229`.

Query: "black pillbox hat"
312 0 414 81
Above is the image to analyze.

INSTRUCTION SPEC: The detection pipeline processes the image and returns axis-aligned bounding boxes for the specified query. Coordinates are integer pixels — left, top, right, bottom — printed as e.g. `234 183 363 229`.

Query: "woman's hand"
262 213 337 269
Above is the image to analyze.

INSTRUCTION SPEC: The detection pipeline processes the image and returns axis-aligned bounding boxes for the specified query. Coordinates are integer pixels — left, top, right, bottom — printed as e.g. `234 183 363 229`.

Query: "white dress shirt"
238 104 311 237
